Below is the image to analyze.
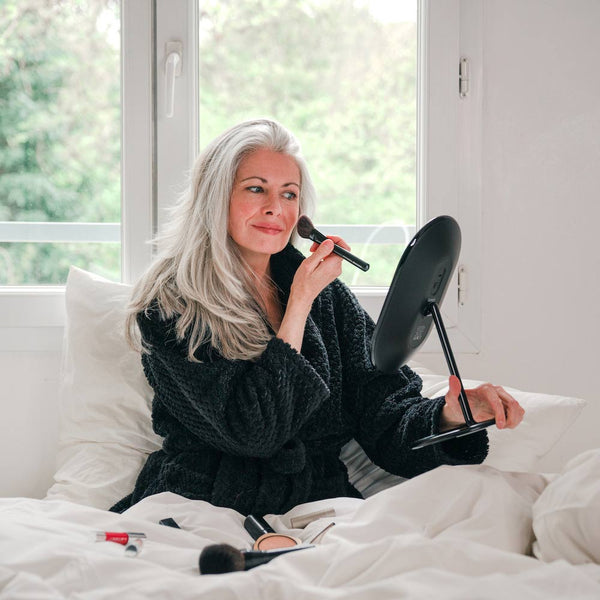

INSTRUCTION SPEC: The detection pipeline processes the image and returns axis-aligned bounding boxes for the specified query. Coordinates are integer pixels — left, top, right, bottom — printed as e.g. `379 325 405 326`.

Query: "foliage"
0 0 121 284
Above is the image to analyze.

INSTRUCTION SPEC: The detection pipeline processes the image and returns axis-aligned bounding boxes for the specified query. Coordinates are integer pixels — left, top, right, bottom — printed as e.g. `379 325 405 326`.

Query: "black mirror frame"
371 216 495 449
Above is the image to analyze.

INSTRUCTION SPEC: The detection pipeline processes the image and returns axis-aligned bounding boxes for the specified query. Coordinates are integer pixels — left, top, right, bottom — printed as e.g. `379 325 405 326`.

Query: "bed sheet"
2 464 600 600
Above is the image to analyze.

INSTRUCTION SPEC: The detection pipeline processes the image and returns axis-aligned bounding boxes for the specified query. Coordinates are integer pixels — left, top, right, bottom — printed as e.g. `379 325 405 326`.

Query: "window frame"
0 0 482 357
415 0 483 354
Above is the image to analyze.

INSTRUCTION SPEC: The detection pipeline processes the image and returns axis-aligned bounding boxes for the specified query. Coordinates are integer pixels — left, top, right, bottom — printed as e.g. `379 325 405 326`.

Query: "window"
2 0 482 356
0 0 122 285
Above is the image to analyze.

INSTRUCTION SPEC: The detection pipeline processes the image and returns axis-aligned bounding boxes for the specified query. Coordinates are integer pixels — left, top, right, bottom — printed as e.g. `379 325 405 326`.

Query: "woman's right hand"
290 237 348 306
277 237 350 351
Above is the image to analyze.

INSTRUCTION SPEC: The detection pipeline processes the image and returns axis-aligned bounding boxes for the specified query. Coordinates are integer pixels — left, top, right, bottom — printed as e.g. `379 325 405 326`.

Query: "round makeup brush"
199 543 245 574
198 543 313 574
296 215 370 271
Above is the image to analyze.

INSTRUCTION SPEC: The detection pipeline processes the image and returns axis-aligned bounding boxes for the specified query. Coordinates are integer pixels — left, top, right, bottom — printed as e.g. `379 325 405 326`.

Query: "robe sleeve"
138 309 330 458
332 281 489 478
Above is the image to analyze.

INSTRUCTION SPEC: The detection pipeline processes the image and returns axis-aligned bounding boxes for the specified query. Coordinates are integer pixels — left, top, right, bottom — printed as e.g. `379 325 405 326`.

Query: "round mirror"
371 215 461 374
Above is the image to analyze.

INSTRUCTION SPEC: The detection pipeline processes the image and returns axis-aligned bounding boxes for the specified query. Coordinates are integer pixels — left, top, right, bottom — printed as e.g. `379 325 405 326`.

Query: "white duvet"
2 464 600 599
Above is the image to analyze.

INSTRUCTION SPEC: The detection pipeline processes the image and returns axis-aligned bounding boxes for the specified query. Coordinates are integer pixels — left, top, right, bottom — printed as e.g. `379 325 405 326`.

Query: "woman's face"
229 148 301 269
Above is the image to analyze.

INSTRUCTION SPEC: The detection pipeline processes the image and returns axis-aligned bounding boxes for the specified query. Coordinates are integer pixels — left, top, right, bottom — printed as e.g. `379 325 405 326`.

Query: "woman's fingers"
306 238 337 270
484 385 507 428
445 378 525 431
446 374 462 404
290 238 343 306
496 386 525 428
465 383 525 430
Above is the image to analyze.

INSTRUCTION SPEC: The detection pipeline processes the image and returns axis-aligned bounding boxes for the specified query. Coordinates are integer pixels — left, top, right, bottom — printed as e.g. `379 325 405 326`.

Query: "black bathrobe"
111 244 487 515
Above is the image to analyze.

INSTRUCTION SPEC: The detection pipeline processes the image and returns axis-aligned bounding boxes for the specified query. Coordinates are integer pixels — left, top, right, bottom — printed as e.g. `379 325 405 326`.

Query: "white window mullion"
419 0 460 331
0 222 120 243
121 0 155 284
415 0 482 354
155 0 199 229
455 0 483 353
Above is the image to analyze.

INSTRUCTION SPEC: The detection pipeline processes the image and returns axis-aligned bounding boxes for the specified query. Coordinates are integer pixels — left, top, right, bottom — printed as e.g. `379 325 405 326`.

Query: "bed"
1 267 599 598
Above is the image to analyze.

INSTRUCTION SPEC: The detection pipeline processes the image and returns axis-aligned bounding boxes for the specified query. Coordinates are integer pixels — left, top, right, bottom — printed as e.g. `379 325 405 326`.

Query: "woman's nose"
263 192 282 216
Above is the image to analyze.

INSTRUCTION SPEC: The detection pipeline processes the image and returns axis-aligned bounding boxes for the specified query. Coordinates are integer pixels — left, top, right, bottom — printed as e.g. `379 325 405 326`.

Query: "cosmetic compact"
243 514 301 551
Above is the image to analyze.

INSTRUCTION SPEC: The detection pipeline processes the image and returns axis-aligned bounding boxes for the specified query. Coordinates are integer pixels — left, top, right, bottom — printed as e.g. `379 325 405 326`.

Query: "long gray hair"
126 118 317 361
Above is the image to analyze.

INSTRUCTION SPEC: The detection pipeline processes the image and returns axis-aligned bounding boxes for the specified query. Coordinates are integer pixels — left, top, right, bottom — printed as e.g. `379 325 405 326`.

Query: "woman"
111 119 524 516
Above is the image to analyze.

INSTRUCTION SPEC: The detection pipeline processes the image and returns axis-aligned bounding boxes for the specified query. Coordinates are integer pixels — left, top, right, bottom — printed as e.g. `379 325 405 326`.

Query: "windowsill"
0 287 65 328
0 285 386 352
0 284 478 354
0 285 64 294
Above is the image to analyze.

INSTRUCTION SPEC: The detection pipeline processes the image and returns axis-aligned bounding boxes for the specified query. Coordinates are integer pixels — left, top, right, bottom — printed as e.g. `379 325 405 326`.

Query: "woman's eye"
247 185 264 193
283 191 297 200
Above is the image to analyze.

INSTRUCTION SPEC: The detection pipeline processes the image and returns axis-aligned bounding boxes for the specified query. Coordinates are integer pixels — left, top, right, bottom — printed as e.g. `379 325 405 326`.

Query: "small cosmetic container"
243 515 301 551
124 538 144 557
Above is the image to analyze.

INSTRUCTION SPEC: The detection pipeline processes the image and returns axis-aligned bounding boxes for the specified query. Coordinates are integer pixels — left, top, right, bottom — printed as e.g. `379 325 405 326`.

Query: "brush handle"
310 230 370 272
242 545 314 570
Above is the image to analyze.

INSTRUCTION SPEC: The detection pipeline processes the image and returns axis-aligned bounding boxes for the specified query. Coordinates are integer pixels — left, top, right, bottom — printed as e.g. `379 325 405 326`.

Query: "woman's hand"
440 375 525 431
290 235 349 307
277 236 349 352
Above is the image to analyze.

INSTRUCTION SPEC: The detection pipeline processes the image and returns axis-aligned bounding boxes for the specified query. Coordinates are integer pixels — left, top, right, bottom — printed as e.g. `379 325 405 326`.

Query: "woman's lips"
252 224 284 235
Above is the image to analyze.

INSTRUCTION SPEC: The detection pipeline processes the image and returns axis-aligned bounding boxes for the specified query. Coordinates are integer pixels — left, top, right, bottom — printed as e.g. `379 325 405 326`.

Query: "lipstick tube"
95 531 147 545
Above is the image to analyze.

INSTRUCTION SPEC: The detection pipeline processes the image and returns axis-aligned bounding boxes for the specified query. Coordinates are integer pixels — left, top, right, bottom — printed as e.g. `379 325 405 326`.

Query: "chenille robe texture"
111 244 488 516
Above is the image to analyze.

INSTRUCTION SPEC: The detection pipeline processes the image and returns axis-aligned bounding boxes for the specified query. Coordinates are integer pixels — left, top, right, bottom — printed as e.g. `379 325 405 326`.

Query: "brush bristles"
296 215 315 239
199 543 245 574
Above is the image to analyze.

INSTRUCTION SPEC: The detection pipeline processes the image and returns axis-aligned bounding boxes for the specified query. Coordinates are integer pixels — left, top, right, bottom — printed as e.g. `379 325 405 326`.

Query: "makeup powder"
254 533 300 551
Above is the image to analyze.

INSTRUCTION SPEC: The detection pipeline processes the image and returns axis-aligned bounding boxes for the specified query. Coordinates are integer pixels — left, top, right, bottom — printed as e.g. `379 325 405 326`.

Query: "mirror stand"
411 300 495 450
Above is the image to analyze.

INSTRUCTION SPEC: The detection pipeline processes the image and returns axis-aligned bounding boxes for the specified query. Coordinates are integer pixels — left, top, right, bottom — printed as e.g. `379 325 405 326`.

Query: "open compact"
244 514 301 551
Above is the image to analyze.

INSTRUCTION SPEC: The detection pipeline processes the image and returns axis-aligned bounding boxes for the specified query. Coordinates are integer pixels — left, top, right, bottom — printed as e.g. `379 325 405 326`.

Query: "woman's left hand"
440 375 525 432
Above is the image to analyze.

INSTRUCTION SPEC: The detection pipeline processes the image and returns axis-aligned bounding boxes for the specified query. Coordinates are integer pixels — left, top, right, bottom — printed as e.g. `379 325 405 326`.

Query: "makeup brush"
296 215 370 272
199 543 313 574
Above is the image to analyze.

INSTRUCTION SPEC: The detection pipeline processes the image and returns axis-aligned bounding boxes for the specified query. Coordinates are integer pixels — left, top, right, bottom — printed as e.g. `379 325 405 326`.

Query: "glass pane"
198 0 417 286
0 242 120 285
0 0 121 284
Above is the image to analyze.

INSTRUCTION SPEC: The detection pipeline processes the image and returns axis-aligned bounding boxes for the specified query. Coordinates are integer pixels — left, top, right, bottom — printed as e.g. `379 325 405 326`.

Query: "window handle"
165 41 182 118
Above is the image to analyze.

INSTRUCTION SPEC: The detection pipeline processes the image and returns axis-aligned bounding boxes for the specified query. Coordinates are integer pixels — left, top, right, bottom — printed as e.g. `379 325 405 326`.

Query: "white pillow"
532 448 600 564
46 267 586 508
45 267 162 509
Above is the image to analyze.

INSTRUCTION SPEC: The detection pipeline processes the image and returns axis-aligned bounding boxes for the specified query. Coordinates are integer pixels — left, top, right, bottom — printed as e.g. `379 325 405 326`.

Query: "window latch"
165 41 183 118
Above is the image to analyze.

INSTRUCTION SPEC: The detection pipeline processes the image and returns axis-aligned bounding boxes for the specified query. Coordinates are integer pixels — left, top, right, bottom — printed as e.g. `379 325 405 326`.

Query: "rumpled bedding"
2 464 600 599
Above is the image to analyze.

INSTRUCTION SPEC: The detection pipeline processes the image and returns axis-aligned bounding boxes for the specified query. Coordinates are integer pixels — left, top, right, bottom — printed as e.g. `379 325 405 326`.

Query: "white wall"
0 351 61 498
417 0 600 466
1 0 599 498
